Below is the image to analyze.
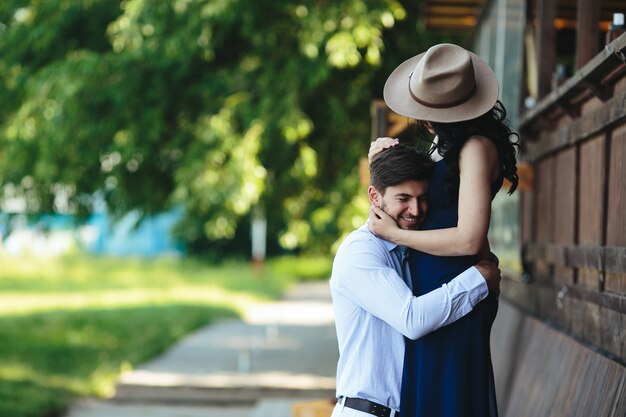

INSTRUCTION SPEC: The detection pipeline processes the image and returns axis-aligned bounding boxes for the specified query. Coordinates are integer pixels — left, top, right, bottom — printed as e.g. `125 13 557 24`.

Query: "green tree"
0 0 463 256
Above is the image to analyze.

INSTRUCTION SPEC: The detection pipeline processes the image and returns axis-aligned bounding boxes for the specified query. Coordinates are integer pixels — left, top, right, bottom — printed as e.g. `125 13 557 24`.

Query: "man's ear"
368 186 381 207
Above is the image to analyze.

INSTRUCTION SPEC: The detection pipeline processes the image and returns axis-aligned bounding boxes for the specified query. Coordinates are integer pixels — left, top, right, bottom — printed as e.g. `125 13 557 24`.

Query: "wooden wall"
507 34 626 364
496 36 626 413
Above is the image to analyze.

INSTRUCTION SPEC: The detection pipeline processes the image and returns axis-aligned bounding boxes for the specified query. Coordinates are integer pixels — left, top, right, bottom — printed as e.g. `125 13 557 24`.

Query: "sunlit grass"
0 254 329 417
0 255 290 294
267 255 333 281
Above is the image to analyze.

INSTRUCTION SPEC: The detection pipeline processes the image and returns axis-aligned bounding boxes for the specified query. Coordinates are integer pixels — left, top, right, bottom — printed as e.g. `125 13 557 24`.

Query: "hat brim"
383 51 499 123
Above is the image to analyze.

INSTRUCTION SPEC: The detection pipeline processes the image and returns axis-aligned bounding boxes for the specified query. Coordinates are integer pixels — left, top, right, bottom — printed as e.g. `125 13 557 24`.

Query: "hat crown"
383 42 499 123
409 44 476 107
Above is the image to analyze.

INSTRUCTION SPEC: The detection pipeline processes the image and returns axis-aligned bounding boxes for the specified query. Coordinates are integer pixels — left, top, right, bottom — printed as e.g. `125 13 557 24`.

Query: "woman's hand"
368 137 399 162
368 205 403 243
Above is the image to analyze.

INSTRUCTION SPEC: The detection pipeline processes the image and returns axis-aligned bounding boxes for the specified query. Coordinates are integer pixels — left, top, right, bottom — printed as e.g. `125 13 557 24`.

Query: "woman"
368 43 518 417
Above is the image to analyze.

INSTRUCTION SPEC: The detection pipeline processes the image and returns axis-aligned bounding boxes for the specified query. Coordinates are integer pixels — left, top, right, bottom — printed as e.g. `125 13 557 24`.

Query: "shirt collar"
361 222 405 254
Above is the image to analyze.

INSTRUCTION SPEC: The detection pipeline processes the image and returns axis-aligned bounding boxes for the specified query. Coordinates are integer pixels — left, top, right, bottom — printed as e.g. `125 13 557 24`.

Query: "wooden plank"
567 283 626 314
386 112 409 139
370 100 387 140
606 123 626 295
579 135 606 288
570 295 586 343
576 267 597 296
425 16 476 29
579 136 606 243
502 256 626 314
520 189 534 243
567 245 605 270
426 5 481 15
536 0 558 99
426 0 484 5
534 157 555 242
584 299 603 348
606 124 626 246
524 243 626 275
370 101 413 140
554 147 577 244
605 246 626 278
576 0 601 69
573 353 620 415
605 267 626 294
600 305 624 360
555 147 577 284
532 260 553 283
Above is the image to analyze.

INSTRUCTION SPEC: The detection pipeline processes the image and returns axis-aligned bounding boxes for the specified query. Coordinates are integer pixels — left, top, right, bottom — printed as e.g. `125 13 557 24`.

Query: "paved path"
65 282 338 417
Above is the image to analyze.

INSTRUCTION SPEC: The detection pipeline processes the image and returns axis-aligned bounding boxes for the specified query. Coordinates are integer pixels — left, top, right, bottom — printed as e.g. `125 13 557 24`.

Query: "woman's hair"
429 100 519 203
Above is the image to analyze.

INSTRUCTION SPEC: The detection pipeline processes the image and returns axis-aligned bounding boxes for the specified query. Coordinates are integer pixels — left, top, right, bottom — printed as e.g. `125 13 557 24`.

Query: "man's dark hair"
370 143 435 195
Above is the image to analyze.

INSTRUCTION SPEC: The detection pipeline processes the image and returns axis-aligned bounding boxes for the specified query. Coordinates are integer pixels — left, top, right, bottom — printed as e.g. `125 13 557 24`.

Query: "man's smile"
400 215 421 227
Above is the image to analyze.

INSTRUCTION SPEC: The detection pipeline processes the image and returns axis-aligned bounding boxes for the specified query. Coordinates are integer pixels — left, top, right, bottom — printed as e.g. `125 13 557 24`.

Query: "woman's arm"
368 136 499 256
368 137 399 162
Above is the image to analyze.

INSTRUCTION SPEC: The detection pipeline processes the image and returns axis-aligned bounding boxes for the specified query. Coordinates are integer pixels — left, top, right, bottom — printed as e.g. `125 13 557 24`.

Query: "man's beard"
380 202 421 230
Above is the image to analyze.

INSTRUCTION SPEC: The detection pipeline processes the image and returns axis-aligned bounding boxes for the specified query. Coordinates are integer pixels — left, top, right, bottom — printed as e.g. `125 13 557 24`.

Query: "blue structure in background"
86 210 185 257
0 209 185 257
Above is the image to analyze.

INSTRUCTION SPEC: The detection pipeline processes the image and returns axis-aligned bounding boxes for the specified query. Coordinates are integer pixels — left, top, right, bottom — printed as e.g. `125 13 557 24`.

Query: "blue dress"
401 158 501 417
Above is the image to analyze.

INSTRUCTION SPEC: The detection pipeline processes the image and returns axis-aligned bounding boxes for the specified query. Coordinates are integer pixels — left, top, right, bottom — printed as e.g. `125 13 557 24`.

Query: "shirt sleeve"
330 235 488 340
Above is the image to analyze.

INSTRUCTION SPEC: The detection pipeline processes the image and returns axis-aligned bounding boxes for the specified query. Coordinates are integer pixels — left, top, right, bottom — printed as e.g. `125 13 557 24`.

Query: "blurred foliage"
0 253 319 417
0 0 465 256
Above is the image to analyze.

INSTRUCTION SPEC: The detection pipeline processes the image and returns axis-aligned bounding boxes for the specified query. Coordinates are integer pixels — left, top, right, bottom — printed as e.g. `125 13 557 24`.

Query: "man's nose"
408 199 420 216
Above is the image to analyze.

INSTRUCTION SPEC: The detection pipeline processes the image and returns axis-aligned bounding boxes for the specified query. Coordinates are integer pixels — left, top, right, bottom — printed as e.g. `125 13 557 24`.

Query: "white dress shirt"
330 224 488 412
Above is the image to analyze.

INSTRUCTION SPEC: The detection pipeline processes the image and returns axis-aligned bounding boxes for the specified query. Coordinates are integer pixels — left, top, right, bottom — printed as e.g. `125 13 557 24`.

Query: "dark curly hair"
429 100 519 204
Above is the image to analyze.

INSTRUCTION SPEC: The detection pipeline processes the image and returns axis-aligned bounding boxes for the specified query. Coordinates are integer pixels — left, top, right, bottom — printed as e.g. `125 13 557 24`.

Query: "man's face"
374 180 429 230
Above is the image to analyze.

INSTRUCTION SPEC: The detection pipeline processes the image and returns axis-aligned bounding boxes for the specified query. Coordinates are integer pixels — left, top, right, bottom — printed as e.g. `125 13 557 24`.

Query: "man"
330 144 500 417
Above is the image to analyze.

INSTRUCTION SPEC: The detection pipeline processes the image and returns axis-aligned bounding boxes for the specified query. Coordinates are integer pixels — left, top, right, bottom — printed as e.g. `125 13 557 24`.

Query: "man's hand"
474 260 501 295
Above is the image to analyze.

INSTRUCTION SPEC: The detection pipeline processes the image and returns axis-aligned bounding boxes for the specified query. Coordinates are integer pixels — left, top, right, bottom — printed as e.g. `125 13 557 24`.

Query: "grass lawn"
0 254 331 417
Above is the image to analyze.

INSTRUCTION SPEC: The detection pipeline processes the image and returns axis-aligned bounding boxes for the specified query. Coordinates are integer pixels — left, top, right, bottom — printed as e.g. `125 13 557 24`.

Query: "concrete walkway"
65 282 338 417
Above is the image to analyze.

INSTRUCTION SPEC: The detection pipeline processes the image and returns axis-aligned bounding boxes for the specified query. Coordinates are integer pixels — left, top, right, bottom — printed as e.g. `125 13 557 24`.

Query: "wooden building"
374 1 626 415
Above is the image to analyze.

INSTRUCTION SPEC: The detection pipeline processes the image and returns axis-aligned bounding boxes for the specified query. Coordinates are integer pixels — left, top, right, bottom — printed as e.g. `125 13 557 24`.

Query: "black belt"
341 397 399 417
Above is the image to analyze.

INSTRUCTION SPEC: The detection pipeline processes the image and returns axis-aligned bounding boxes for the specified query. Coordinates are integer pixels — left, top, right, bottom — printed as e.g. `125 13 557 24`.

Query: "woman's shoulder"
464 135 496 148
460 135 498 159
458 135 500 183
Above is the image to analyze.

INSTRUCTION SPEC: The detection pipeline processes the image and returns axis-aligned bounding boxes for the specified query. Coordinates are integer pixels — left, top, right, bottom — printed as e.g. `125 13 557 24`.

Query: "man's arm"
330 236 500 340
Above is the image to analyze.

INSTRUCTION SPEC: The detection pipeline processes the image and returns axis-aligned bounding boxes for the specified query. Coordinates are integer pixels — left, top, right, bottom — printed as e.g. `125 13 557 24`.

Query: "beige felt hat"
383 43 499 123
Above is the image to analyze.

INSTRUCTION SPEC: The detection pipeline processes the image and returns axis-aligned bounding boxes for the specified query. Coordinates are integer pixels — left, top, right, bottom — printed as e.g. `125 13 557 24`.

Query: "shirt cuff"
456 266 489 307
